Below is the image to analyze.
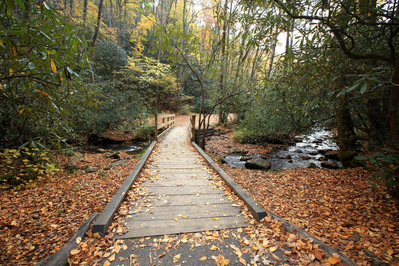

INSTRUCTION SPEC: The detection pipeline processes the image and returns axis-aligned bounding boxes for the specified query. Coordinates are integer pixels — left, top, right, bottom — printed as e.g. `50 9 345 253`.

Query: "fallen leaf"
173 254 181 263
174 218 178 222
200 256 207 261
213 217 220 220
109 253 116 262
327 256 341 265
70 249 80 256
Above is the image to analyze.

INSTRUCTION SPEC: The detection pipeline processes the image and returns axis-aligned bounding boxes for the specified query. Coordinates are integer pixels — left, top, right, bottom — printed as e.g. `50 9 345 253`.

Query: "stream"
82 143 147 156
223 128 342 170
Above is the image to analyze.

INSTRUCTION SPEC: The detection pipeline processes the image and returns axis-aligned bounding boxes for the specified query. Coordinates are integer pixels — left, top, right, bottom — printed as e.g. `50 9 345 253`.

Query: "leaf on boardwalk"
213 217 220 220
174 217 178 222
200 256 207 261
173 254 181 263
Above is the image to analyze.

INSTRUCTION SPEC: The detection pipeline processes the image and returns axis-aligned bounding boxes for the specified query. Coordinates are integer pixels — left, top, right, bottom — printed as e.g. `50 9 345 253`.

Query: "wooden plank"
92 141 157 236
148 194 232 206
192 141 267 221
126 204 243 221
148 186 224 195
142 179 219 187
116 216 248 239
157 113 175 119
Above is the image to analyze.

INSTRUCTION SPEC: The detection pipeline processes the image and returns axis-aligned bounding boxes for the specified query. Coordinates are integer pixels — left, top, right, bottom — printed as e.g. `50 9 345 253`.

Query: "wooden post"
155 114 158 141
191 115 196 142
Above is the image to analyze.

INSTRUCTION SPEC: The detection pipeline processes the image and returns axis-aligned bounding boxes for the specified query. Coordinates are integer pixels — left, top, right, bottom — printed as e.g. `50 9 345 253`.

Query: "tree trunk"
109 0 113 28
83 0 88 26
218 0 228 125
92 0 104 48
389 59 399 145
336 75 362 168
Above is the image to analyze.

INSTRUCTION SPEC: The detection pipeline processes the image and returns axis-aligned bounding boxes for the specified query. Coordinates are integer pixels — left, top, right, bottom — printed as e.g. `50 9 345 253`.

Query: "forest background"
1 0 399 191
1 0 399 264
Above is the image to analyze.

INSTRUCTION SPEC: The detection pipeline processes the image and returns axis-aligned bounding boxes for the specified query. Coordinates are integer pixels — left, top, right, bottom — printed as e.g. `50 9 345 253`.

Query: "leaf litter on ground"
0 149 139 265
68 124 367 265
205 124 399 265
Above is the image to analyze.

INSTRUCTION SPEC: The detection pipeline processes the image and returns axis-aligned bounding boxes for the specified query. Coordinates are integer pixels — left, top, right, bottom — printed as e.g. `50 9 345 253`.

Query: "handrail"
189 115 196 142
154 113 175 140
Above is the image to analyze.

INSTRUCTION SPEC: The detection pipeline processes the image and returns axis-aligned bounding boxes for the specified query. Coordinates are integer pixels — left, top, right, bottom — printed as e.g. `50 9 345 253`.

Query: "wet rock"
85 166 99 173
294 149 303 153
307 163 319 168
321 162 339 169
288 160 293 163
313 138 323 144
309 151 318 155
348 232 361 242
106 152 120 159
325 152 339 160
372 259 388 266
286 155 292 159
241 149 249 154
363 249 378 259
104 159 128 170
294 136 303 142
96 148 107 153
317 149 332 155
218 156 226 164
240 157 250 161
245 158 272 170
318 157 327 161
300 156 310 160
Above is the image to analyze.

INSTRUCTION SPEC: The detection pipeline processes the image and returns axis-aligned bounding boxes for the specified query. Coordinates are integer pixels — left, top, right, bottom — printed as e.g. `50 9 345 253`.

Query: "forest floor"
0 115 398 265
203 122 399 266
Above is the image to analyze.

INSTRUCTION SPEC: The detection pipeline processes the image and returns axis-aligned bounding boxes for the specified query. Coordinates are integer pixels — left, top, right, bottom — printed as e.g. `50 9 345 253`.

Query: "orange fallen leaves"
0 151 139 265
206 125 399 265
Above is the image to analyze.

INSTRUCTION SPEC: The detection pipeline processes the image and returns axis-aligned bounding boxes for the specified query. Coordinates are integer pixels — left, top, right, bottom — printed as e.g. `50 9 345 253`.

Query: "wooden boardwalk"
117 127 248 239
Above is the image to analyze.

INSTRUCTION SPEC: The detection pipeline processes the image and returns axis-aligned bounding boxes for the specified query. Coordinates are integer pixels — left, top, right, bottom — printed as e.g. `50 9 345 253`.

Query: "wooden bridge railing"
189 115 196 142
155 113 175 140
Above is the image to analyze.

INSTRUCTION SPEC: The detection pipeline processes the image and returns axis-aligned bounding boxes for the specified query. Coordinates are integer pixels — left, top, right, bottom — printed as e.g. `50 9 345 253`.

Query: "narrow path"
117 127 248 239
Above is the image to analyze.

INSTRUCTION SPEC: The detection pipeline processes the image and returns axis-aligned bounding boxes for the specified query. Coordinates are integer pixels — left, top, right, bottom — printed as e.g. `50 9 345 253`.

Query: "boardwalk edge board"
92 140 157 236
191 141 267 221
35 213 99 266
192 141 357 266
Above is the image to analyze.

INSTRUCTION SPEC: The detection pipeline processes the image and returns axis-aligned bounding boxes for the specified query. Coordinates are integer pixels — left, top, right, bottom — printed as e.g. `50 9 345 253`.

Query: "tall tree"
92 0 104 47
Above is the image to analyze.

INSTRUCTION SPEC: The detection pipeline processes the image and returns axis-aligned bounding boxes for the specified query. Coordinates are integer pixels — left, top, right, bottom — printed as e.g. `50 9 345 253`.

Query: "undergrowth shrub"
0 148 60 190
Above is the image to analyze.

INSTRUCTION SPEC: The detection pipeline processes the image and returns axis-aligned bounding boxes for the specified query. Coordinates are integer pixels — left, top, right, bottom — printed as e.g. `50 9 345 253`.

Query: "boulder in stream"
321 162 339 169
245 158 271 170
307 163 319 168
325 152 339 160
